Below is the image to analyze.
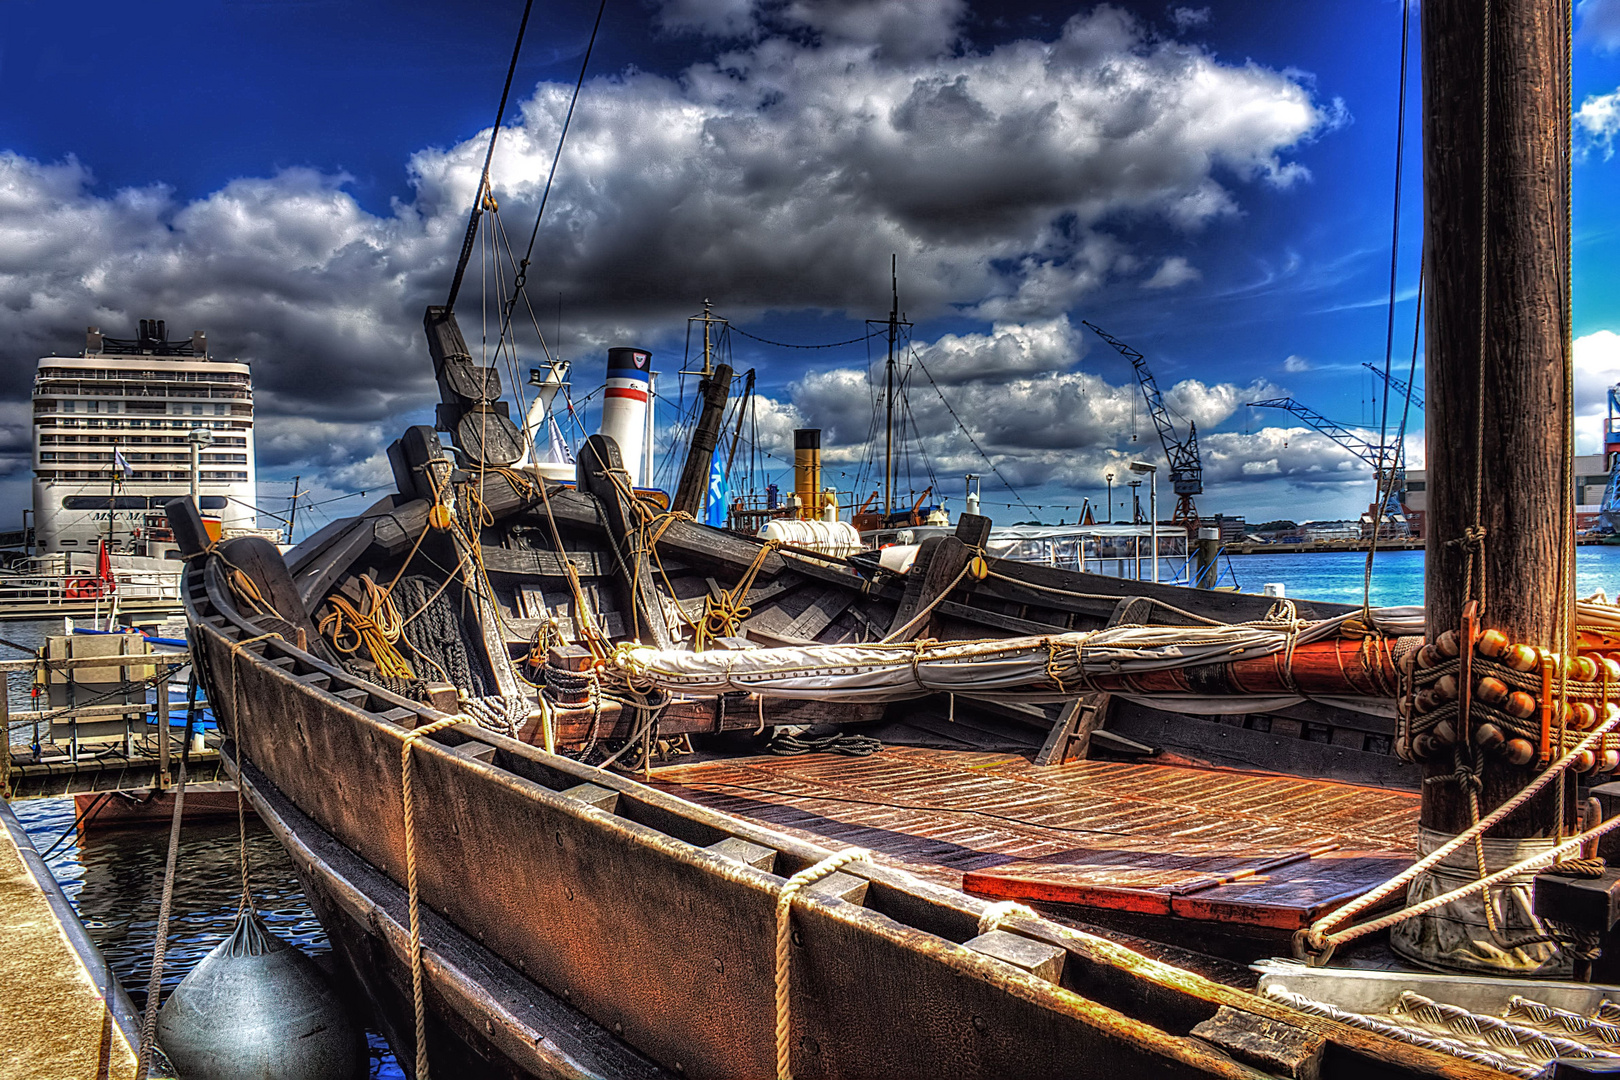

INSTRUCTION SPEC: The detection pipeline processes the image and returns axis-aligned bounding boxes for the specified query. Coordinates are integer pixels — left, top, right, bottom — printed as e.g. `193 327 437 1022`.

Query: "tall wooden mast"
1410 0 1573 969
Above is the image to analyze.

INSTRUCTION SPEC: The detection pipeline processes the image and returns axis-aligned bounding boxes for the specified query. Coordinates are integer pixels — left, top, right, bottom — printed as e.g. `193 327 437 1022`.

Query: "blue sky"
4 0 1620 535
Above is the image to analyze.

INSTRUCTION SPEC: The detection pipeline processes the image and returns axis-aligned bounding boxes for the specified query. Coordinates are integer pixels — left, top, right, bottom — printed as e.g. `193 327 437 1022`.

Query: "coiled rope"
698 541 779 651
397 714 467 1080
320 576 416 681
775 849 868 1080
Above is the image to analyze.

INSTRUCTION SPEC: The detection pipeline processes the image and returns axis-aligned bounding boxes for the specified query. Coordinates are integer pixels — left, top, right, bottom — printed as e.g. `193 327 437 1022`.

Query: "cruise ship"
31 319 257 557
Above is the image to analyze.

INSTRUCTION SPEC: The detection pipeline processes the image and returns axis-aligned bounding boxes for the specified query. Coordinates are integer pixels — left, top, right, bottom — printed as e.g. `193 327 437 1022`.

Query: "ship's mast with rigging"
884 257 898 519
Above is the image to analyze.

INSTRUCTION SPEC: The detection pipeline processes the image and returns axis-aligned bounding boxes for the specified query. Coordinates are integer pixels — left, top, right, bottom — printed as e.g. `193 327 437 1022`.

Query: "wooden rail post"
1408 0 1572 972
156 677 169 792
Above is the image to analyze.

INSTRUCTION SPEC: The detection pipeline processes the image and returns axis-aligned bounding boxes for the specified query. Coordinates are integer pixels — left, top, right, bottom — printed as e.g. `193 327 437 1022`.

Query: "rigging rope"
444 0 536 312
133 760 185 1080
727 324 881 350
491 0 608 364
909 346 1038 518
1362 0 1417 615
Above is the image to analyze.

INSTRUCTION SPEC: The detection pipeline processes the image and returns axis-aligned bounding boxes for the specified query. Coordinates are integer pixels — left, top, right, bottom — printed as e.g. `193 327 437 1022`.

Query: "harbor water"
4 618 402 1078
1224 544 1620 608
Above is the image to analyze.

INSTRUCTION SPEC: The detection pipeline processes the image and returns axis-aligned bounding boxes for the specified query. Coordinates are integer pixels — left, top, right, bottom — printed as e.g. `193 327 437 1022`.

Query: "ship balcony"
33 384 251 400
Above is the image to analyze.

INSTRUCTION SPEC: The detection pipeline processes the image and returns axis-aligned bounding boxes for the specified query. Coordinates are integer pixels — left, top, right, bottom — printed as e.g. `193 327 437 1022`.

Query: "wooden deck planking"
651 747 1420 904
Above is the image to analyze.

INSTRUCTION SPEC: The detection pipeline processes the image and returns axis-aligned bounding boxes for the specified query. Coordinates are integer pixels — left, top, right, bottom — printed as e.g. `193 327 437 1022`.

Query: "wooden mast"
1411 0 1573 969
1423 0 1570 835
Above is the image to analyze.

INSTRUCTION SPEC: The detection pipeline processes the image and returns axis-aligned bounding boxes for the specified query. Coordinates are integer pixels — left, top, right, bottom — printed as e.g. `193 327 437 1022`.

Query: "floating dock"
0 798 146 1079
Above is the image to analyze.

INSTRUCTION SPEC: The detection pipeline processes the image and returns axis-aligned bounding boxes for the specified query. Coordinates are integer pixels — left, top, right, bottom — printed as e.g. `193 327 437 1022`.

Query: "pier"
0 798 145 1079
3 646 226 803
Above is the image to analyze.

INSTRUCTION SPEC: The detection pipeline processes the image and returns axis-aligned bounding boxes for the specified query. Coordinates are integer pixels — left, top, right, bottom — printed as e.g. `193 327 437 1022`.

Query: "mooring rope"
134 760 186 1080
397 714 467 1080
775 849 868 1080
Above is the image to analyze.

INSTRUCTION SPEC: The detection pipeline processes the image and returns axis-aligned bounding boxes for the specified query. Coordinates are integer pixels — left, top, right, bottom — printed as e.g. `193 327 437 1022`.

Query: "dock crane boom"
1082 322 1203 531
1360 362 1424 410
1247 396 1408 522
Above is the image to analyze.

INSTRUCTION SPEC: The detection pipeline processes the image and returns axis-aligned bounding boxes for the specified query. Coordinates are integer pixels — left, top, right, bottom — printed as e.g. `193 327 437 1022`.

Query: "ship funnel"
794 429 822 521
600 347 652 486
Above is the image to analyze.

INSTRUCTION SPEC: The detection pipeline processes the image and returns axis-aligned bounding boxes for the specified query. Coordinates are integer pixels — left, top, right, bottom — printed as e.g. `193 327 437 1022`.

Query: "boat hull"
185 547 1489 1080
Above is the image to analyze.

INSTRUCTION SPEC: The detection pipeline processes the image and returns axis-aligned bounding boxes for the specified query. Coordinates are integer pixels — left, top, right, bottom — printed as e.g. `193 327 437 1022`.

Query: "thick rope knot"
977 901 1040 937
775 849 869 1080
697 540 781 651
398 714 470 1080
1546 857 1607 879
1445 524 1489 551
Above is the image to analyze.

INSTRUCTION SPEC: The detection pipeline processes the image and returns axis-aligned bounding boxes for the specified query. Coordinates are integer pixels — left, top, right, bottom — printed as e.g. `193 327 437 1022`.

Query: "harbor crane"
1247 395 1409 527
1360 362 1424 410
1082 322 1203 531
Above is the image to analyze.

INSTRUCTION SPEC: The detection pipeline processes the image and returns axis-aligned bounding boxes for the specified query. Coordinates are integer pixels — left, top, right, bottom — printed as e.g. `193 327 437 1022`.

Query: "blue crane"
1082 322 1203 530
1247 396 1409 526
1360 362 1424 411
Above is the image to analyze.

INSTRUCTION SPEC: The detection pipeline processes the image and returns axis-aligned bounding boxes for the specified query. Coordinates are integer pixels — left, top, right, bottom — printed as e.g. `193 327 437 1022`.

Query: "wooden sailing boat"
171 0 1613 1075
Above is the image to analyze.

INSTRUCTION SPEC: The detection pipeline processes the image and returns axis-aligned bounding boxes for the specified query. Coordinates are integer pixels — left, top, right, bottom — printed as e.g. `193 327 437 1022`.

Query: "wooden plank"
783 587 854 641
1190 1007 1326 1080
0 654 187 674
294 518 376 610
480 545 605 579
1105 702 1418 791
888 537 975 640
963 851 1411 931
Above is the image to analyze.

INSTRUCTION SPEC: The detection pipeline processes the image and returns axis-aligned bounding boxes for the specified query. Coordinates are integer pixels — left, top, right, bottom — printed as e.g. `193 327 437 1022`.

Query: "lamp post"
188 427 214 507
1129 461 1157 583
1104 470 1115 524
1127 480 1143 579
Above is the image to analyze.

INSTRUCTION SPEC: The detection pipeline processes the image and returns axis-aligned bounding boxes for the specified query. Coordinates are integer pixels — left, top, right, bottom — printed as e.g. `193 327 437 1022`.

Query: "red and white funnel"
601 347 652 485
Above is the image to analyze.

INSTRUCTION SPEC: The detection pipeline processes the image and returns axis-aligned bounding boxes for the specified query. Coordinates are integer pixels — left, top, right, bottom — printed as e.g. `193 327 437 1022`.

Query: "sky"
6 0 1620 537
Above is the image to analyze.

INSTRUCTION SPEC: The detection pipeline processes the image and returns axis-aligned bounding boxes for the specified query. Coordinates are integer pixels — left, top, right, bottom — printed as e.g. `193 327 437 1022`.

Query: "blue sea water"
1223 544 1620 609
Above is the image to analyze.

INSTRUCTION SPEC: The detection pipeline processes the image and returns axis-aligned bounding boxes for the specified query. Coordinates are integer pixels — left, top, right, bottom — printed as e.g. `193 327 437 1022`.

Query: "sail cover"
610 606 1428 712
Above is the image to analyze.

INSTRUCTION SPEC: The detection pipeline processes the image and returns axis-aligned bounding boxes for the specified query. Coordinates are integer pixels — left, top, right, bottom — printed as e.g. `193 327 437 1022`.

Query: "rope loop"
398 714 469 1080
775 849 869 1080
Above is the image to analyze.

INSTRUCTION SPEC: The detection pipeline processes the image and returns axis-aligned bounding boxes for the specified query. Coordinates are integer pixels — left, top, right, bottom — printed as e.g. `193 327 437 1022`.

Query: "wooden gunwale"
188 547 1495 1080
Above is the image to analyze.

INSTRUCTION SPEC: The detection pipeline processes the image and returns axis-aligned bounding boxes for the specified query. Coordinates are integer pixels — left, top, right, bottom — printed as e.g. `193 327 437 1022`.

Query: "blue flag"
704 456 730 528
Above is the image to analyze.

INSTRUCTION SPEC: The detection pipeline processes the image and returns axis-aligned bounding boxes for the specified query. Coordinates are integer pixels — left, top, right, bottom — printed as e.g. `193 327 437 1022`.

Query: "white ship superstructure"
31 320 256 554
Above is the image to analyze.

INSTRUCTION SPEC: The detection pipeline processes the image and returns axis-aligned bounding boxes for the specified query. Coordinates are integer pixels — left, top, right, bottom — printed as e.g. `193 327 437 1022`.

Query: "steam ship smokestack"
794 429 822 521
600 347 652 486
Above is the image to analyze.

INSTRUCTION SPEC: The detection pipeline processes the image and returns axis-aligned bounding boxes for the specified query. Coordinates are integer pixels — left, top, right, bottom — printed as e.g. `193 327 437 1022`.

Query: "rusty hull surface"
190 557 1493 1080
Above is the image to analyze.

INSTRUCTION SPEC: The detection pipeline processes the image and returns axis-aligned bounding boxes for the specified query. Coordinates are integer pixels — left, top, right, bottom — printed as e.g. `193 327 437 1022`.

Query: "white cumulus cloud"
0 4 1334 520
1142 255 1202 289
